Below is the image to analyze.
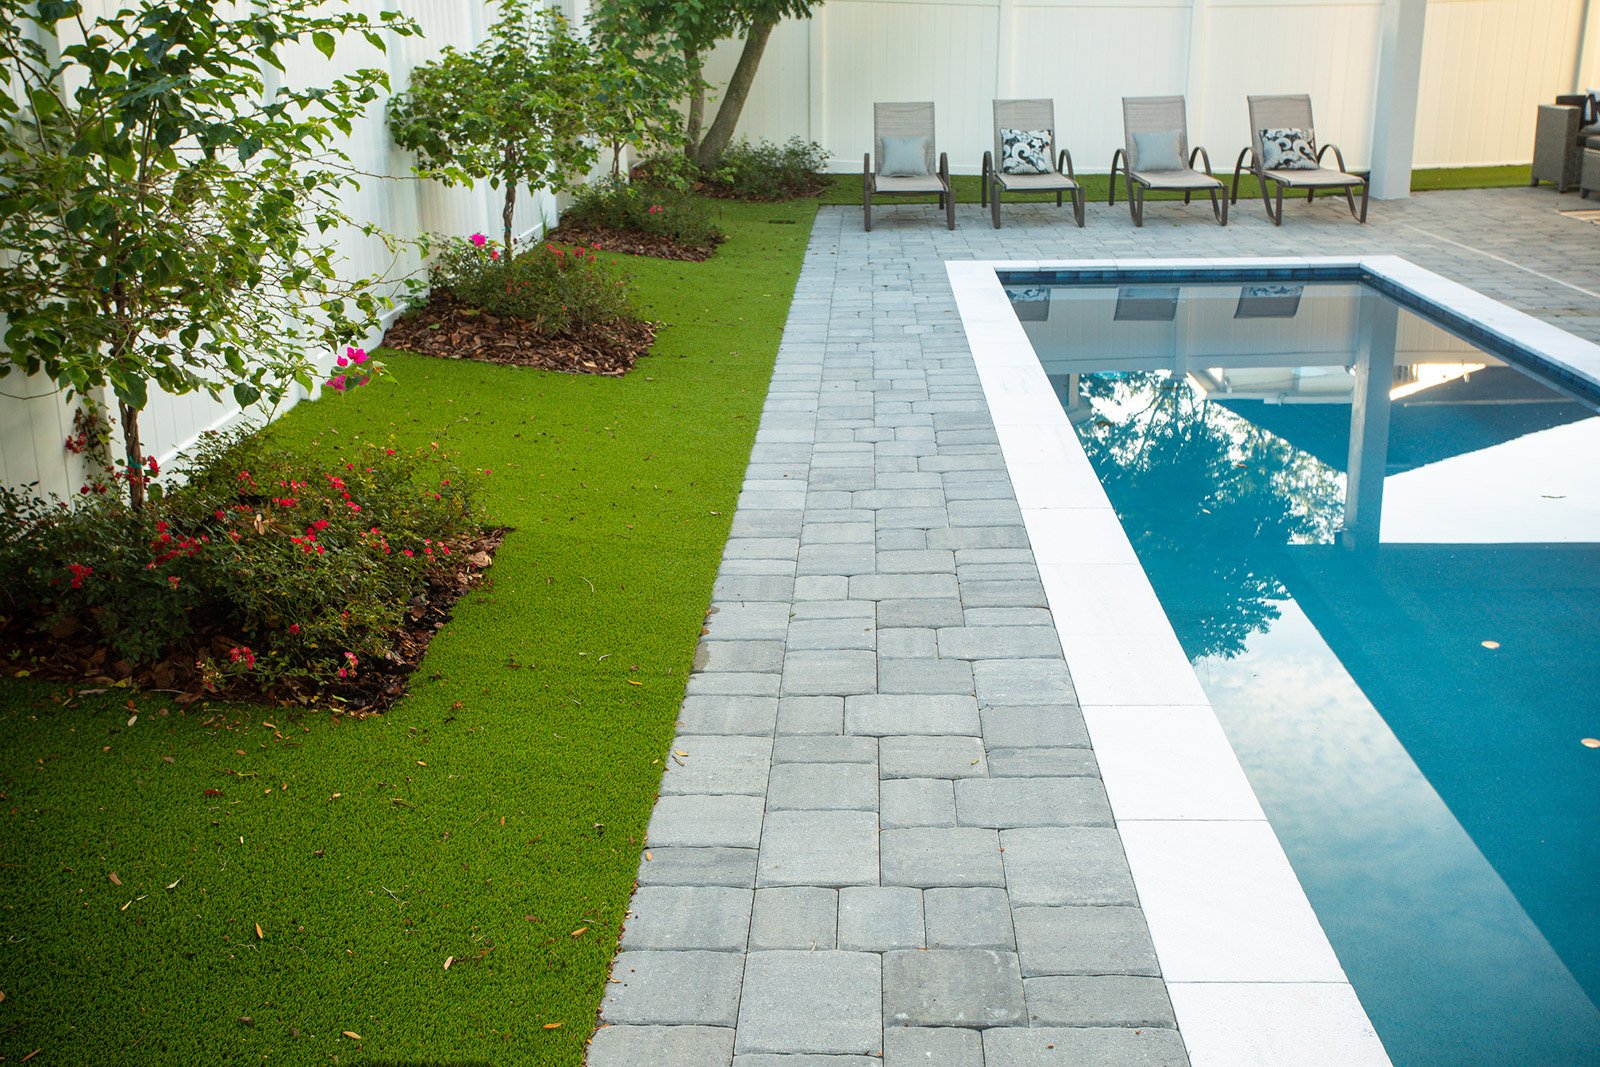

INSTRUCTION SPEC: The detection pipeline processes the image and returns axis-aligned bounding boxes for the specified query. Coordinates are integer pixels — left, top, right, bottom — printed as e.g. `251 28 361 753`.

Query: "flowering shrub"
563 179 723 252
700 137 828 201
425 233 638 335
325 345 385 394
0 430 481 697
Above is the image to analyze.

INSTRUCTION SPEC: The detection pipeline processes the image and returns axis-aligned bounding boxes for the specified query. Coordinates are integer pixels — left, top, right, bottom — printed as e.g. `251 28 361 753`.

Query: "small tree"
388 1 597 250
587 32 694 180
0 0 417 511
598 0 821 169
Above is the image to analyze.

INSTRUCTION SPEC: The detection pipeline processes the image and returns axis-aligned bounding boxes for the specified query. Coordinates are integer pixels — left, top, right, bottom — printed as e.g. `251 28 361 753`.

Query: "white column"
1185 0 1212 139
1369 0 1427 200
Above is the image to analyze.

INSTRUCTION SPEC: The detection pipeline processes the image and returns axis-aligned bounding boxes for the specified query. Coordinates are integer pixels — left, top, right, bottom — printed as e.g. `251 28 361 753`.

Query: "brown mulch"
544 222 721 263
0 528 507 718
383 294 656 376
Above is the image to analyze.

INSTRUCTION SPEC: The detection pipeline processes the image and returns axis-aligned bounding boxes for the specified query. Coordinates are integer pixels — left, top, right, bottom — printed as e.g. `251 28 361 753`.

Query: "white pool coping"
948 256 1600 1067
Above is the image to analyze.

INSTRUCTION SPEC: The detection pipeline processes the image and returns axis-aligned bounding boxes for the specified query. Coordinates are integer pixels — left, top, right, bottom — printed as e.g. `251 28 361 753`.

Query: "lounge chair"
864 102 954 231
980 98 1084 229
1110 96 1225 226
1230 94 1368 223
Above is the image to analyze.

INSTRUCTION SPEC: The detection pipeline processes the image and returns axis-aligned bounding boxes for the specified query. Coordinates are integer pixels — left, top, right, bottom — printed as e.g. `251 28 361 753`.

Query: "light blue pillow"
1132 130 1183 171
880 135 930 177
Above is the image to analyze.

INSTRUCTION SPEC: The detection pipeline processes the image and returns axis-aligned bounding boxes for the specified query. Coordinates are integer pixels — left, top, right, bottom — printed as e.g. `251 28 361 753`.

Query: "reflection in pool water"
1015 281 1600 1066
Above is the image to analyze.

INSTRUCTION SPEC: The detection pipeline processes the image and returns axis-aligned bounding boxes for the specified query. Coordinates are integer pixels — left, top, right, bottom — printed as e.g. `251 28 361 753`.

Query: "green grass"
0 197 814 1065
817 162 1532 207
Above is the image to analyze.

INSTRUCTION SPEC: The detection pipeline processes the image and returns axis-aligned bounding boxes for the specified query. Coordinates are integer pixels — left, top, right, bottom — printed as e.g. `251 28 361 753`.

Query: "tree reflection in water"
1075 371 1347 660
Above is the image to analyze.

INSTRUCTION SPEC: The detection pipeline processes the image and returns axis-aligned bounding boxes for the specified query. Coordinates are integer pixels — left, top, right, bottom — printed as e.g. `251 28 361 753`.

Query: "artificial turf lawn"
0 197 814 1065
818 162 1532 207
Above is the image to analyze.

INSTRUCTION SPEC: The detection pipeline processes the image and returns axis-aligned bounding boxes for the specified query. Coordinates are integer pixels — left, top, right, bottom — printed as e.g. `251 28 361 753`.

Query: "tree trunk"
118 399 145 513
502 141 518 251
684 45 704 160
694 17 778 169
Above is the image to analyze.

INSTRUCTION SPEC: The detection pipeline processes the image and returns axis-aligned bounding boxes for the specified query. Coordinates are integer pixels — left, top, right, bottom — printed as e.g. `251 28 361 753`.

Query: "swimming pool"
983 271 1600 1065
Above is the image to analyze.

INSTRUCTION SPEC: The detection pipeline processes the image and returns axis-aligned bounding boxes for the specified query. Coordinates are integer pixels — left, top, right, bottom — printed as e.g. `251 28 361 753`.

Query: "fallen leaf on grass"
543 1022 562 1030
165 878 180 890
161 755 174 764
570 927 588 938
21 1049 39 1063
444 956 454 970
342 1031 362 1041
108 872 121 886
644 851 652 861
119 900 130 911
255 922 264 940
626 680 642 687
416 760 427 767
204 788 222 797
126 714 137 727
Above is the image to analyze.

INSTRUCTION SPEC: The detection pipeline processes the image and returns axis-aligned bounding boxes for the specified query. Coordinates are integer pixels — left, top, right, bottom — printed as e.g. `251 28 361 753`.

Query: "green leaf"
312 31 336 59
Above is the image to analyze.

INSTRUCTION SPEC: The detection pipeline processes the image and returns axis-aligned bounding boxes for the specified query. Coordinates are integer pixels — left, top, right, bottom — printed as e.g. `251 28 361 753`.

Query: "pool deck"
589 188 1600 1066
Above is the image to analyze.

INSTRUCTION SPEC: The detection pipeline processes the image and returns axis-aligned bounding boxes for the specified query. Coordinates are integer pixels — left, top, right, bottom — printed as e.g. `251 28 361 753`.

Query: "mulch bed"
0 528 507 718
383 294 656 376
545 222 721 263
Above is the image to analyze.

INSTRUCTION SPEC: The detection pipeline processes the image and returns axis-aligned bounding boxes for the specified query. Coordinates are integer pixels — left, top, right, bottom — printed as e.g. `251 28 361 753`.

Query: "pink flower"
469 233 488 247
326 374 347 392
348 347 368 365
490 249 500 260
648 204 662 215
336 355 348 367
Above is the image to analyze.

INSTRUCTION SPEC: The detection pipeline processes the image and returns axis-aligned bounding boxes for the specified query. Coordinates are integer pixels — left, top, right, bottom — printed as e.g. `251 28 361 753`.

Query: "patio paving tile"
600 192 1600 1064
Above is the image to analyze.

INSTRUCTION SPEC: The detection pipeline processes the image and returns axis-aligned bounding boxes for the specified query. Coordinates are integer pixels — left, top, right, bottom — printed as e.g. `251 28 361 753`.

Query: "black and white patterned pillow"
1260 127 1317 170
999 128 1052 175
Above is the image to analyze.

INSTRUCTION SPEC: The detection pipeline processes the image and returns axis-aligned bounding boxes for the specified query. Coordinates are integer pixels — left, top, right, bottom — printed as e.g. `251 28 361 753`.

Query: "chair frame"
1228 95 1368 224
1108 96 1226 227
979 99 1085 229
863 101 954 231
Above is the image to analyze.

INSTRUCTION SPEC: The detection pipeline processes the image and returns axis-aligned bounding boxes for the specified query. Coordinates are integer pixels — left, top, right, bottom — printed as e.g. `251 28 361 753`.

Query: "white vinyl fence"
2 0 1594 499
708 0 1600 174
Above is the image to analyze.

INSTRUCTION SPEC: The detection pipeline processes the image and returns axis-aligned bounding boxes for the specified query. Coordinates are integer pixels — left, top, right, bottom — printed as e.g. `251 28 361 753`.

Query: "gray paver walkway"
590 187 1600 1065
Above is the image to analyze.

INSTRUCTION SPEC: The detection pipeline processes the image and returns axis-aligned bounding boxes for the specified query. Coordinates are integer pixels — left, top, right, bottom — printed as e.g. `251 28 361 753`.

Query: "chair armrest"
939 151 950 188
982 150 992 179
1057 147 1076 181
1557 93 1593 124
1232 146 1253 175
1189 146 1213 175
1316 142 1351 175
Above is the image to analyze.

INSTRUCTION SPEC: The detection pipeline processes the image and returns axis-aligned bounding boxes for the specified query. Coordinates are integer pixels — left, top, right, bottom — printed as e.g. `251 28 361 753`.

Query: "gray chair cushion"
880 135 930 177
1260 127 1318 170
1263 166 1362 186
997 171 1077 191
1131 130 1183 172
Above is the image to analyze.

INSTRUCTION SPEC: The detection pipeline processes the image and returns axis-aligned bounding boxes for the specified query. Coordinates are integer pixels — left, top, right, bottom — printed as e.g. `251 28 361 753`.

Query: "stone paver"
598 192 1600 1062
587 1024 735 1067
882 948 1027 1027
735 951 882 1055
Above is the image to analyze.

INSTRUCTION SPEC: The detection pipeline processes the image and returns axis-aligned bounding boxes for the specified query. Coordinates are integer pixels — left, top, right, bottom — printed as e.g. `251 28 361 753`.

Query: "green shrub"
563 179 724 251
702 137 828 200
0 432 480 693
428 234 638 334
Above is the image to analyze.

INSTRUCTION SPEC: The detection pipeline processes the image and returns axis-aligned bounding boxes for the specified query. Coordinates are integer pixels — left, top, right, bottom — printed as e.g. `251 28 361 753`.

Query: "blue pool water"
1009 279 1600 1066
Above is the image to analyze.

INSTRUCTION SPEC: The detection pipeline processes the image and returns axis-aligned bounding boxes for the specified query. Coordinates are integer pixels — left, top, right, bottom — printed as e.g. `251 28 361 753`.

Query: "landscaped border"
947 255 1600 1067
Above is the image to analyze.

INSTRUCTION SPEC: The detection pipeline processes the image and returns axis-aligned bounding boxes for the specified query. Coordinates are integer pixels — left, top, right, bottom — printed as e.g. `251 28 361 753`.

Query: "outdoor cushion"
1131 130 1183 172
1261 127 1318 170
880 135 930 177
999 127 1053 174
